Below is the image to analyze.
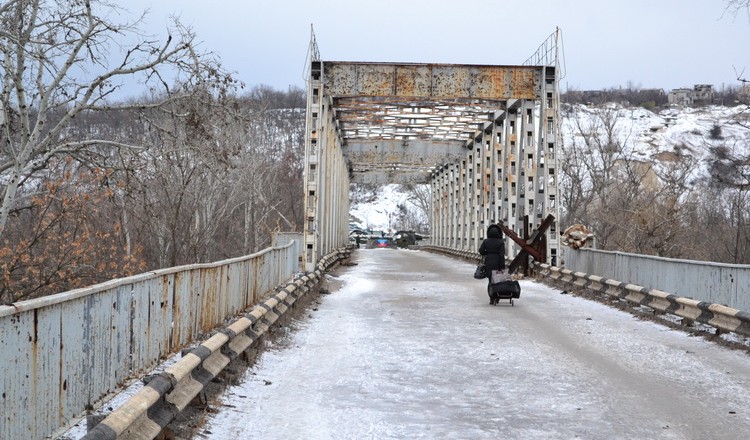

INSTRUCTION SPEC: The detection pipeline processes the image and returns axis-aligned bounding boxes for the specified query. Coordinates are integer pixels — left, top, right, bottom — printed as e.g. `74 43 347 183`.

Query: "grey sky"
125 0 750 94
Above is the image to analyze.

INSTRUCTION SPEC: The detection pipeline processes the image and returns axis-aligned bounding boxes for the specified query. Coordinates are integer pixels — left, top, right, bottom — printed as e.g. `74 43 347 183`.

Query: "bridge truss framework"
303 30 563 271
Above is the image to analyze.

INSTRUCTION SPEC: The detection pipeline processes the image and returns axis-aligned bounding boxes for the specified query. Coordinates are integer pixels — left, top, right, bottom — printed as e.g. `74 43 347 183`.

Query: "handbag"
473 263 487 279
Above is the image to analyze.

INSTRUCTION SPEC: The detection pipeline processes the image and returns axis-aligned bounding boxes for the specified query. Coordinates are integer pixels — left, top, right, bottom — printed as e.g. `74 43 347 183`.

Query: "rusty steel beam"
344 139 464 162
323 62 541 100
350 170 435 184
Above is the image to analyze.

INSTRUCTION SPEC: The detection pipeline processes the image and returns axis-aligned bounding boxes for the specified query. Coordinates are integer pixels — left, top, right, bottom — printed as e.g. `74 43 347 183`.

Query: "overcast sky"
123 0 750 95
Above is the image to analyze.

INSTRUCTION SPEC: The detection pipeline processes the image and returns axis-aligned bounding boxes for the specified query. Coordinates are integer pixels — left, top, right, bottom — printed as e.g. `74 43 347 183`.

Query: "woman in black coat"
479 224 506 303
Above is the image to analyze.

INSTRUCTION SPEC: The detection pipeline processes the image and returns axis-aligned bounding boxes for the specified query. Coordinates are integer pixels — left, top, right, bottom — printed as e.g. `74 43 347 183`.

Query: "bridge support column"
303 60 350 272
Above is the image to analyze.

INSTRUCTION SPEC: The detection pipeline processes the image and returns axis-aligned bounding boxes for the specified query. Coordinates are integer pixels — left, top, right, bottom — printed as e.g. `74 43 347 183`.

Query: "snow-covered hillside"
561 103 750 183
349 185 415 232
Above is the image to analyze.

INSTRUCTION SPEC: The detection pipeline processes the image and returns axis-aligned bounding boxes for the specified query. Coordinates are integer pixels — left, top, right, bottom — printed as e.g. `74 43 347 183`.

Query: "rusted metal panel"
395 65 431 96
0 289 133 440
324 62 540 100
73 286 130 404
133 279 154 369
34 306 59 437
0 240 300 439
225 263 243 317
1 310 30 438
357 64 396 96
227 263 243 315
254 257 262 303
259 252 271 295
198 267 219 334
172 271 195 348
243 260 253 307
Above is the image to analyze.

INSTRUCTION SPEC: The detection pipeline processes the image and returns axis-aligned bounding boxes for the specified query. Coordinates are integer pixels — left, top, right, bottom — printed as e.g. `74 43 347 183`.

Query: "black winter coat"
479 224 506 272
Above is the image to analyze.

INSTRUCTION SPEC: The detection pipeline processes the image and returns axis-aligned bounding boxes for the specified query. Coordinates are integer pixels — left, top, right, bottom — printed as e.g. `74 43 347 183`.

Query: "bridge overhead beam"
323 63 539 100
351 170 436 185
345 139 464 159
344 139 464 180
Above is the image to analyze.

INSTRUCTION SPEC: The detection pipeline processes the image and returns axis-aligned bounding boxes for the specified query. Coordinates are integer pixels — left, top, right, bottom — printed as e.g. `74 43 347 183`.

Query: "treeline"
0 86 306 304
562 83 746 108
559 104 750 264
0 1 311 304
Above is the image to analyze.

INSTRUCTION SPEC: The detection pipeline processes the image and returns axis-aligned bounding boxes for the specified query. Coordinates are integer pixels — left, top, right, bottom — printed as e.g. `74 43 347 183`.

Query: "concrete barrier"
534 262 750 337
564 248 750 312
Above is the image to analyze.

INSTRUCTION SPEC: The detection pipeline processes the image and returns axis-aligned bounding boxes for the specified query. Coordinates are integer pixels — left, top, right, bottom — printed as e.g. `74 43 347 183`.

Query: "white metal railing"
420 245 750 336
82 248 350 440
0 241 300 440
564 248 750 312
534 262 750 338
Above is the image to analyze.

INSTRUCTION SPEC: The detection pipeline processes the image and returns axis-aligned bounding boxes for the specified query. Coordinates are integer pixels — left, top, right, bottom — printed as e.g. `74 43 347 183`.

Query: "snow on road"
200 249 750 440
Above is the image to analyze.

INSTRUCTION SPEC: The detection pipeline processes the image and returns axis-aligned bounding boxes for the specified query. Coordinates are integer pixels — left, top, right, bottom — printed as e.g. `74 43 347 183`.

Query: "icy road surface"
201 249 750 440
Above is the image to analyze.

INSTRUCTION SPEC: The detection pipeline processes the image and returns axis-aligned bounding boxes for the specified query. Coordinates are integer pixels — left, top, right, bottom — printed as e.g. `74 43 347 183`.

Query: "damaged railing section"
534 262 750 338
81 248 350 440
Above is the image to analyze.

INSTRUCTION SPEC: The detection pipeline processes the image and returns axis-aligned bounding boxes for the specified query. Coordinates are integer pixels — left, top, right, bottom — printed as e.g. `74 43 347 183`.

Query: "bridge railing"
534 262 750 338
419 244 750 336
0 239 301 440
564 248 750 312
83 247 350 440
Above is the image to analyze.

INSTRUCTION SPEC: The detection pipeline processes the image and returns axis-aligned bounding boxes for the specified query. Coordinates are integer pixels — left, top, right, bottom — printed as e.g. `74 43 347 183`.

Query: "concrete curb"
419 245 481 263
534 262 750 337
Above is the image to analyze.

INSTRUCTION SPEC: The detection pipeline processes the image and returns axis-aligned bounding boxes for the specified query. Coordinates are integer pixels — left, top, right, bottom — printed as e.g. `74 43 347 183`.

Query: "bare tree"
0 159 144 304
560 104 702 257
396 183 430 231
0 0 220 238
705 143 750 262
724 0 750 19
565 105 635 247
115 87 304 268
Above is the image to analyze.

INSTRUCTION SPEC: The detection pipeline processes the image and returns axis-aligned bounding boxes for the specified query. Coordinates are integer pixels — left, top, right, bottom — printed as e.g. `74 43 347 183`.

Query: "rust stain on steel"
358 64 396 96
509 68 537 100
200 267 219 334
325 62 540 100
395 65 430 96
172 272 183 348
252 258 260 304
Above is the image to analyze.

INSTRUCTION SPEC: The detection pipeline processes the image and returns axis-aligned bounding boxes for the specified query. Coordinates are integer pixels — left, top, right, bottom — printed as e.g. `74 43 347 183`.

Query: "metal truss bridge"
302 29 563 271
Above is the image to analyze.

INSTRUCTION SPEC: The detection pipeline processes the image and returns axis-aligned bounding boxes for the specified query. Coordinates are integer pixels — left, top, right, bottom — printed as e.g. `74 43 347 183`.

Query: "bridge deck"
201 249 750 439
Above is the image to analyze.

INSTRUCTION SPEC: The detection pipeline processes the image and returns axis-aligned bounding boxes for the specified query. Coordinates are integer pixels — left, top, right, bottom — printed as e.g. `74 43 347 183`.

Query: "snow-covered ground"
199 249 750 439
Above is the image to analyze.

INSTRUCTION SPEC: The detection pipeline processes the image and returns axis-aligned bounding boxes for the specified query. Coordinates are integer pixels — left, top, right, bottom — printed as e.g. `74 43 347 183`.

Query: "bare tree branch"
0 0 227 237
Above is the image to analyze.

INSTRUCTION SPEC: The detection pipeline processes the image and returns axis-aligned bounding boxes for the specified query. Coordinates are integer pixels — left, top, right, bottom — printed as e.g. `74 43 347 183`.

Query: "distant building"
668 88 693 106
668 84 714 106
693 84 714 104
641 88 666 96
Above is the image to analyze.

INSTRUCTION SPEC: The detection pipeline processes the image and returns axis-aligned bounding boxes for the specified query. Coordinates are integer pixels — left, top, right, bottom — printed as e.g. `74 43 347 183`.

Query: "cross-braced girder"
334 97 504 142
